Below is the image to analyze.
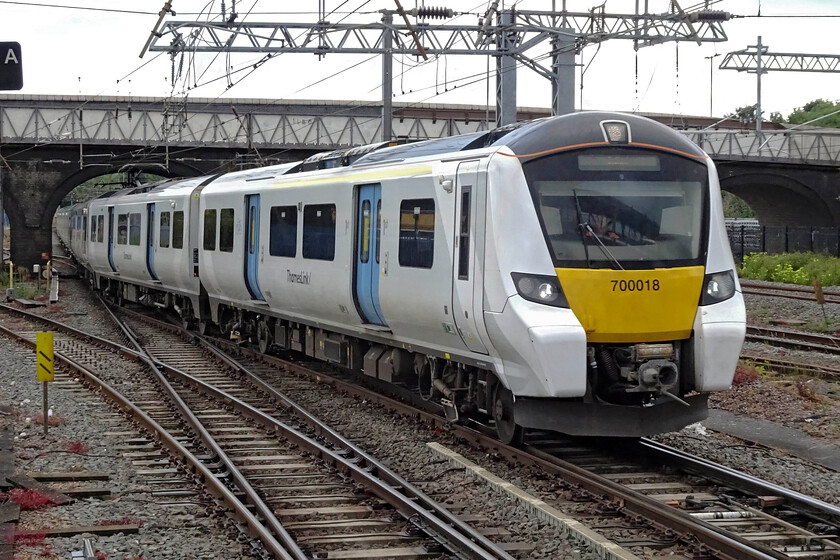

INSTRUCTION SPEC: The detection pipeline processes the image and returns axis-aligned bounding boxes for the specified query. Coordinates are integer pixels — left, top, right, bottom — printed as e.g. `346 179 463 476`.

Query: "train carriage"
61 111 746 441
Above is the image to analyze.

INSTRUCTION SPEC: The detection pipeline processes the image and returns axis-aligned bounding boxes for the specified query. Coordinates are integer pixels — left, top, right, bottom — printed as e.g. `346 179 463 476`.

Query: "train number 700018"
611 279 660 292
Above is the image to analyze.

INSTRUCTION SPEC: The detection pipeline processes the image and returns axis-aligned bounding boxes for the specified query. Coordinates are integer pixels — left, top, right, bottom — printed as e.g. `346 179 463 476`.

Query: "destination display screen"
578 154 661 172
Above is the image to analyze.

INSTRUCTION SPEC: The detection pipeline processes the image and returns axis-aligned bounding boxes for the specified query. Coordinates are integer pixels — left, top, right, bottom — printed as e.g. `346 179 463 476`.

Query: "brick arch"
2 160 204 268
716 164 837 227
44 162 204 229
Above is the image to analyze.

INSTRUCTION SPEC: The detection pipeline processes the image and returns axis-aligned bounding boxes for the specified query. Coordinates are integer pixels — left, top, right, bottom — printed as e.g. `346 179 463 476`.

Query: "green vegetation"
721 191 755 219
726 98 840 127
787 99 840 128
0 271 46 301
739 252 840 286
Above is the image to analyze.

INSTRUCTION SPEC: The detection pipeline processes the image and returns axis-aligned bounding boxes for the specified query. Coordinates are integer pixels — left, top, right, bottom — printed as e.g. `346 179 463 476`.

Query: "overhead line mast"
147 1 731 140
720 37 840 134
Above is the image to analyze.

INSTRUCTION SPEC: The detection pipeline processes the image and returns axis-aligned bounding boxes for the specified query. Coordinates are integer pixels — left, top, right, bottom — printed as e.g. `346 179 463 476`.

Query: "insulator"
692 10 730 22
417 6 453 19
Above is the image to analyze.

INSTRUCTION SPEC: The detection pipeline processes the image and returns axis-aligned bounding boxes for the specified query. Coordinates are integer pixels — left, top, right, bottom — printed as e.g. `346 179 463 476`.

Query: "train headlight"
511 273 569 308
700 270 736 306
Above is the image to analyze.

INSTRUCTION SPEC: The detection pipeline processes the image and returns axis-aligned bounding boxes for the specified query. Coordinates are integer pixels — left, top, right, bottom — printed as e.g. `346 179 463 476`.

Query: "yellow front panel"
555 266 705 343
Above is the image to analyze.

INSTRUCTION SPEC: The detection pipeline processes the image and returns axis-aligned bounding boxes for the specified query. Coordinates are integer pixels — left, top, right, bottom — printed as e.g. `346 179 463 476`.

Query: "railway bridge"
2 94 840 267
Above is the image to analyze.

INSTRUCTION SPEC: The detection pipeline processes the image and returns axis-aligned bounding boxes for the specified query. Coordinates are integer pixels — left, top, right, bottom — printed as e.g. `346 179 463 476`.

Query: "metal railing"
727 220 840 261
684 129 840 165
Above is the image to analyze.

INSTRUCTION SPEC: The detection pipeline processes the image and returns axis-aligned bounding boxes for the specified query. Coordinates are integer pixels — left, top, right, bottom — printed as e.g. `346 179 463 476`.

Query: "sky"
1 0 839 119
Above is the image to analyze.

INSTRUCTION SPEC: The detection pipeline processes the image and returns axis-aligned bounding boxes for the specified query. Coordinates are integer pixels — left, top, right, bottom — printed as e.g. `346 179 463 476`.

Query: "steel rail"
740 281 840 304
0 318 295 560
95 299 307 560
637 439 840 526
38 301 830 560
740 351 840 379
121 306 515 560
740 281 840 297
519 445 785 560
744 325 840 355
183 322 790 560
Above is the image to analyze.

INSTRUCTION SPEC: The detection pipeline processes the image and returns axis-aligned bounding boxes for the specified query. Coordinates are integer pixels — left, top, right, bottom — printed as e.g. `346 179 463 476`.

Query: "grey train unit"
56 112 746 442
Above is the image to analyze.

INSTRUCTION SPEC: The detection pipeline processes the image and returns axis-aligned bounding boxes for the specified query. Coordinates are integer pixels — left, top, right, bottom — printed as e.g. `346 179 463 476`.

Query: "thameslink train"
56 112 746 442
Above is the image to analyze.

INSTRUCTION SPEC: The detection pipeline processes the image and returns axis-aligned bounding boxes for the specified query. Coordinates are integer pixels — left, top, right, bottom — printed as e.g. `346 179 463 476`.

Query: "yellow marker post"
36 332 54 436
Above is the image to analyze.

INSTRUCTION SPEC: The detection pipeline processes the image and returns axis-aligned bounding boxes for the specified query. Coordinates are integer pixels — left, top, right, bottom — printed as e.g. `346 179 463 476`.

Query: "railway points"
1 265 839 559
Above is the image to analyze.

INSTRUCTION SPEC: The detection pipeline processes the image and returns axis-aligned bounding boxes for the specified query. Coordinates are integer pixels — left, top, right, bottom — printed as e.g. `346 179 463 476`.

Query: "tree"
721 192 755 219
725 105 756 122
787 99 840 128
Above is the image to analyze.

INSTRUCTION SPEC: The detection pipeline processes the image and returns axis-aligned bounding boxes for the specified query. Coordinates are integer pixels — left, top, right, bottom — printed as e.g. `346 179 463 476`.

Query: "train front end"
488 112 746 437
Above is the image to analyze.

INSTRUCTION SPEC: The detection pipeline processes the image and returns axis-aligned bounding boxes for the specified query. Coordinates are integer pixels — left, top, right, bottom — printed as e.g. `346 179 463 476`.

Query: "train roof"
491 111 707 162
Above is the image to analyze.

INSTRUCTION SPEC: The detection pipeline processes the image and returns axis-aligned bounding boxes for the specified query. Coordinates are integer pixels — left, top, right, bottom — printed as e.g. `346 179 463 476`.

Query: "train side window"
97 215 104 243
172 211 184 249
303 204 336 261
269 205 297 257
159 212 171 248
458 187 471 280
90 216 96 242
129 213 141 245
203 209 217 251
399 198 435 269
117 214 128 245
219 208 234 252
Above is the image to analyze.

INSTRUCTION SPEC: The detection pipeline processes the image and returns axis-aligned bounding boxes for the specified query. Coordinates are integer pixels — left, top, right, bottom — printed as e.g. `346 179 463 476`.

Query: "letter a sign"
0 42 22 90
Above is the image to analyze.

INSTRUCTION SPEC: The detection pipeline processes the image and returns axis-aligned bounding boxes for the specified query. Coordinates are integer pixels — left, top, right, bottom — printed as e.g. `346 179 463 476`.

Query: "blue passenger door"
354 184 387 326
245 194 265 301
146 203 159 280
107 206 117 272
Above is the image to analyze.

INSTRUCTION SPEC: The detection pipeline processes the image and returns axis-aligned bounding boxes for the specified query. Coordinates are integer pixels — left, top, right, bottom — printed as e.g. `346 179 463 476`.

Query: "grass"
739 252 840 286
0 270 48 300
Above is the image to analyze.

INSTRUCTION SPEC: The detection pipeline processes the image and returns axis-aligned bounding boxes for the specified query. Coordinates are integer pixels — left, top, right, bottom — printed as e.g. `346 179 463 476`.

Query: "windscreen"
522 147 709 269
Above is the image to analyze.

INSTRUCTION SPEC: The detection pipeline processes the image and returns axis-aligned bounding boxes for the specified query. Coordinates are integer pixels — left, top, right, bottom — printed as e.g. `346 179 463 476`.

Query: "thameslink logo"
287 269 311 285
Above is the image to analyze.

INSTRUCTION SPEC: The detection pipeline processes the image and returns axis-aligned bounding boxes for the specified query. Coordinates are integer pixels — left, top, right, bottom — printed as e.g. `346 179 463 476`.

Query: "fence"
726 219 840 262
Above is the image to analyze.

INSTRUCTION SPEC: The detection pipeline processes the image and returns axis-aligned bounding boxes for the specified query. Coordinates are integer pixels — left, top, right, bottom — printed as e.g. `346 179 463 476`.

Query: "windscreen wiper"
582 222 625 271
572 189 593 268
572 189 624 271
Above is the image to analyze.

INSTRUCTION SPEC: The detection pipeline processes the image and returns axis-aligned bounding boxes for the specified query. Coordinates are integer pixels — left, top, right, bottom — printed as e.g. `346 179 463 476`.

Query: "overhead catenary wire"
6 1 749 178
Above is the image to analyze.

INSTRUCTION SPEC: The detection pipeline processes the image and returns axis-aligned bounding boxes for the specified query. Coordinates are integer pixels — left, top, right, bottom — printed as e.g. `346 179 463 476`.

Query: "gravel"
653 280 840 507
1 280 261 559
5 261 840 558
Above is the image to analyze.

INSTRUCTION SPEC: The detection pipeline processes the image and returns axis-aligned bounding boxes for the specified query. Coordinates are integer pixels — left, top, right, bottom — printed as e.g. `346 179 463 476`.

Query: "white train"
56 112 746 442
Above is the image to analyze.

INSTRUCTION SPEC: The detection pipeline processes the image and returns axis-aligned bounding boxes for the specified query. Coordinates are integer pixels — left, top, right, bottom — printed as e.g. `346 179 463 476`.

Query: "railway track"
5 295 840 559
176 313 840 560
745 325 840 355
741 326 840 379
0 302 514 560
740 280 840 304
739 351 840 379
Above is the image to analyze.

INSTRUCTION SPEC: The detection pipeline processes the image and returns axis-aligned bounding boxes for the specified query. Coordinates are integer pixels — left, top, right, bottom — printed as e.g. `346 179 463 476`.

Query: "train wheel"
493 384 523 445
256 320 273 354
